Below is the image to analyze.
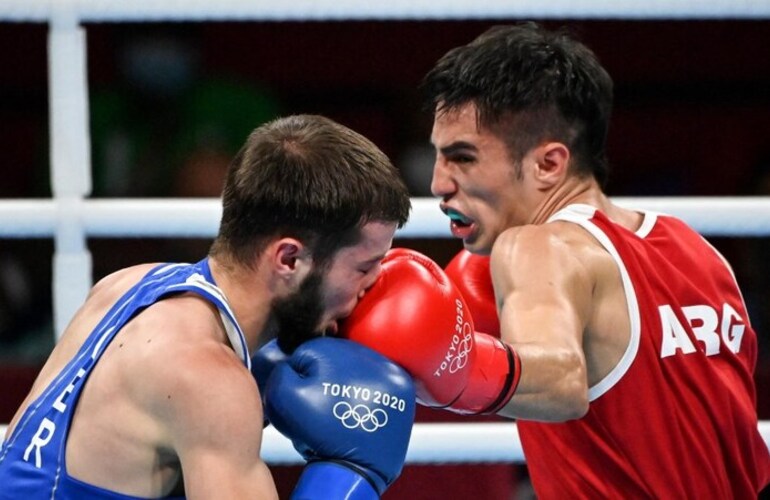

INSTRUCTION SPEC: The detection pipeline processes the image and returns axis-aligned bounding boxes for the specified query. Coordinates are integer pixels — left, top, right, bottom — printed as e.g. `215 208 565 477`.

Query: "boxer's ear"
271 237 312 289
529 141 570 190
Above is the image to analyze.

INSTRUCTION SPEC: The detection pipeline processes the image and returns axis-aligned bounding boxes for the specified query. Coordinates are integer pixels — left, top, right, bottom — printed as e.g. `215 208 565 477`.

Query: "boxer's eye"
447 152 475 165
357 257 383 276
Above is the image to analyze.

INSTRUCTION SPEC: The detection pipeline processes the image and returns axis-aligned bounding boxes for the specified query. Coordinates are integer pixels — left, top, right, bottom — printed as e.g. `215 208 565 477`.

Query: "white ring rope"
1 422 768 464
2 0 770 22
2 197 770 239
2 0 770 470
3 197 769 465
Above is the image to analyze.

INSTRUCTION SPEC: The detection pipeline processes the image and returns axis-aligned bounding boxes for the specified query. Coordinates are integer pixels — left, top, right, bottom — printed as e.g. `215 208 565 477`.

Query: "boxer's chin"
272 270 325 354
324 320 339 336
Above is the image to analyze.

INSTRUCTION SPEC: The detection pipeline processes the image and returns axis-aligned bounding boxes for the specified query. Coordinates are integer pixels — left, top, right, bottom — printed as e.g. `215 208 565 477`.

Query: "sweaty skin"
430 102 642 421
9 265 277 498
5 221 397 499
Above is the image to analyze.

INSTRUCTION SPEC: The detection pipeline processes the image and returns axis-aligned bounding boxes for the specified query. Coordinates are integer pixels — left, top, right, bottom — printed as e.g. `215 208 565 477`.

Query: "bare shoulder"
149 332 261 430
125 296 262 441
99 302 267 496
87 263 164 307
492 222 601 258
490 223 600 284
29 263 165 391
489 221 624 333
64 263 165 334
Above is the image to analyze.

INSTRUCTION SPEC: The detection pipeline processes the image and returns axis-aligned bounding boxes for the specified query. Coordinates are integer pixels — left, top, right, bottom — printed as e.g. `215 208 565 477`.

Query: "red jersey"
518 204 770 499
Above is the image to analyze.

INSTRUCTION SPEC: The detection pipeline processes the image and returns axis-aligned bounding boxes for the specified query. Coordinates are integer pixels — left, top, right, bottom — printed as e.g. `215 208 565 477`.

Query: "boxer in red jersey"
342 23 770 498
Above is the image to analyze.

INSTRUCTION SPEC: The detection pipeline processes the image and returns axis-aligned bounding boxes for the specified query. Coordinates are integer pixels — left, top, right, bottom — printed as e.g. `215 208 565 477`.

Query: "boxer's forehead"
337 220 397 266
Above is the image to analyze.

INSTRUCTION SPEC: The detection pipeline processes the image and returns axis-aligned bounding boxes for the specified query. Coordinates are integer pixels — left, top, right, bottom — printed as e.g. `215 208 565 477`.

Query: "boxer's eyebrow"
364 254 386 265
439 141 478 156
357 256 383 273
358 253 388 269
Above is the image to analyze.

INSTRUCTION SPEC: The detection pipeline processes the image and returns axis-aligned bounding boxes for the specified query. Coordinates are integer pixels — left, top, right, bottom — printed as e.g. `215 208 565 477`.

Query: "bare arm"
491 224 594 421
159 343 279 499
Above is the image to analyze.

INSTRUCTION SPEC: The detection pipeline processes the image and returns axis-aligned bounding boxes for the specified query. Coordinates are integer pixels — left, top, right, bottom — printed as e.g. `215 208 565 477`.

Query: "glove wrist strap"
483 341 521 414
292 461 380 500
451 333 521 415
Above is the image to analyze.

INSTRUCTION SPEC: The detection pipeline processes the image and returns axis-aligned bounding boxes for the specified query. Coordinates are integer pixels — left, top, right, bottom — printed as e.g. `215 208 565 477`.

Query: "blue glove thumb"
251 339 289 426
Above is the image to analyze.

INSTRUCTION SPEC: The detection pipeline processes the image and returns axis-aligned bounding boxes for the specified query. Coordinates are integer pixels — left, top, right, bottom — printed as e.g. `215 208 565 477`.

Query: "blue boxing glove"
251 339 289 427
263 337 416 500
251 339 288 397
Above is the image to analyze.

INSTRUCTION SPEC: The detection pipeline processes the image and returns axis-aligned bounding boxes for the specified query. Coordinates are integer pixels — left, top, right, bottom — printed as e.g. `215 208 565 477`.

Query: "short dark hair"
211 114 411 267
422 22 614 187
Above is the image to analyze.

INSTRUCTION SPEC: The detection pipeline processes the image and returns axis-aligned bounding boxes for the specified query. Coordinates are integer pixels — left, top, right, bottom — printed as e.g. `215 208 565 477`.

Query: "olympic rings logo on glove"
448 329 473 374
434 324 474 378
333 401 389 432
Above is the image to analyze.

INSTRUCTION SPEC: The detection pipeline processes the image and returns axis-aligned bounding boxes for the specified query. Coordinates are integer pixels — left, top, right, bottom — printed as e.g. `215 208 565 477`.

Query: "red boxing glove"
340 248 520 415
450 331 521 415
444 250 500 337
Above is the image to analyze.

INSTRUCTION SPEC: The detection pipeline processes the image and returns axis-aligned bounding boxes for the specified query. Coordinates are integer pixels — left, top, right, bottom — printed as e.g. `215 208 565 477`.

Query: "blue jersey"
0 259 250 499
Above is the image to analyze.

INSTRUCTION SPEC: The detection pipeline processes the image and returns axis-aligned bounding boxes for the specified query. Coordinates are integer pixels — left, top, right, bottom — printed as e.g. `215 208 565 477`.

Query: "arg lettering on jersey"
659 302 745 358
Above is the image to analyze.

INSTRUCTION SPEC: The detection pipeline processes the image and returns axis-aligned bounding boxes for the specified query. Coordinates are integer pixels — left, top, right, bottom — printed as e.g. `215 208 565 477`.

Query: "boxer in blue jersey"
0 114 413 499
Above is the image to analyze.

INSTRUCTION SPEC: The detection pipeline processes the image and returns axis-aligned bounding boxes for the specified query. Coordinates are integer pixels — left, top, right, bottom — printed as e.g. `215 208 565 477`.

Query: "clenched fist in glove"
444 249 500 337
340 248 520 415
263 337 416 500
